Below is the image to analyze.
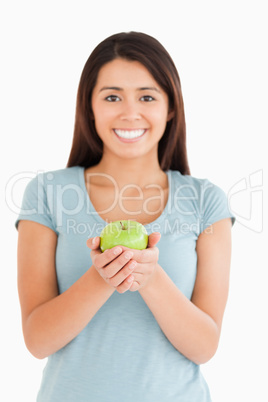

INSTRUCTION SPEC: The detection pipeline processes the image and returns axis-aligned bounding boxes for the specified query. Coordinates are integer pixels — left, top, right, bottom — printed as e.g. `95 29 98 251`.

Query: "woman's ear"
167 110 175 121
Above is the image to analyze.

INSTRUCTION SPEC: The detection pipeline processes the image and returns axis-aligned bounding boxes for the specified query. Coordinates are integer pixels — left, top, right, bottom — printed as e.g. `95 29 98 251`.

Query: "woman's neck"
90 153 166 189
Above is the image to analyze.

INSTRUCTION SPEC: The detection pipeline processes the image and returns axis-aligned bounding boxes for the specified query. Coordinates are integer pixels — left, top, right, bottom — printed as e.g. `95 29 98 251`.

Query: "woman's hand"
86 232 161 293
86 237 138 294
124 232 161 292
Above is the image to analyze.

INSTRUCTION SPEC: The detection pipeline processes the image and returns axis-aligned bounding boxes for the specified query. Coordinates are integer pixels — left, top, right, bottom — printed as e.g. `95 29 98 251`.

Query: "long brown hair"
67 32 190 175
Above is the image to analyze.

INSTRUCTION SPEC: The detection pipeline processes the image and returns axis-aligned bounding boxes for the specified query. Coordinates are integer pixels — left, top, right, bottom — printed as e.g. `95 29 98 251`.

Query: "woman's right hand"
86 237 137 294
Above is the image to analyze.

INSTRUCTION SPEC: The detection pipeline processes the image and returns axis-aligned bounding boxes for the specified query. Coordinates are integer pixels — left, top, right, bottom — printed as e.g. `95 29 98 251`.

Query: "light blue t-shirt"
15 166 235 402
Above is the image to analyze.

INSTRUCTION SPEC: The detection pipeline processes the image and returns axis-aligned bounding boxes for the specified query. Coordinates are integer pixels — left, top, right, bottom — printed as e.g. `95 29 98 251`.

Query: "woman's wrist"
138 263 162 296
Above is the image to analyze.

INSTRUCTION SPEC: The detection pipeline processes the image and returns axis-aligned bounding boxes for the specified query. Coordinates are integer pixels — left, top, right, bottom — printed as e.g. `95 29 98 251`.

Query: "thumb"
147 232 161 248
86 236 100 250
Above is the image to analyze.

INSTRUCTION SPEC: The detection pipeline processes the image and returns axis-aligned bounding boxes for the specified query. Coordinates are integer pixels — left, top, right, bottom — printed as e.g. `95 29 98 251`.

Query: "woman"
16 32 235 401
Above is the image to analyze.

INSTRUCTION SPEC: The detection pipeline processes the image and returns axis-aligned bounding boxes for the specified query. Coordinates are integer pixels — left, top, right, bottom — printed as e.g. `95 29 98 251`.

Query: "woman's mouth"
113 129 147 142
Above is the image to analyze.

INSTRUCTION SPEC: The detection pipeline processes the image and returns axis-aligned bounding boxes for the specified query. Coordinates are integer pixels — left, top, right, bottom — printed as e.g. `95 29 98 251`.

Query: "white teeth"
114 129 145 139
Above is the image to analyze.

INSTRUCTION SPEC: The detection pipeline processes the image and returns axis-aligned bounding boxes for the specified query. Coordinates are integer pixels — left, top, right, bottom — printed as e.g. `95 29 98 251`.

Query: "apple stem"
120 221 126 230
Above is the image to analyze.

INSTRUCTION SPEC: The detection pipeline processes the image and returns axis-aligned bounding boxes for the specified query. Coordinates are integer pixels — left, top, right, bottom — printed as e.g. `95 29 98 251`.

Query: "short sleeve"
200 180 235 232
15 173 57 233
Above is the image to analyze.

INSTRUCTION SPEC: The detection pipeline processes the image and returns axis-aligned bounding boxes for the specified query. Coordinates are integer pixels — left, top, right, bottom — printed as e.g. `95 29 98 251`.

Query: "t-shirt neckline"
77 166 172 229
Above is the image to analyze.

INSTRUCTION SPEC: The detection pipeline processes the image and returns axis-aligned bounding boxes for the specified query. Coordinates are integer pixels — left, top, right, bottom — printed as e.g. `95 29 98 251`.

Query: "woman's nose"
119 100 141 121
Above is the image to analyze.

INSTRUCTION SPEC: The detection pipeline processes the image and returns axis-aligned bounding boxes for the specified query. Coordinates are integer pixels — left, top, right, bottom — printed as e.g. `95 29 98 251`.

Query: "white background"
1 1 267 401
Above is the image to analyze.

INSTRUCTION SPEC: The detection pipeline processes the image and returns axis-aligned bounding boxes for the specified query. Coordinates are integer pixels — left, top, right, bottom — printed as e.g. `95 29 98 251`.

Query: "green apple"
100 220 148 252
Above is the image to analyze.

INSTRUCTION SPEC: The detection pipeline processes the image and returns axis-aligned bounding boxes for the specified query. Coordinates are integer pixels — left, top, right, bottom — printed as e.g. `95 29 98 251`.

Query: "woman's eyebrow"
139 87 161 93
99 86 161 93
99 86 122 92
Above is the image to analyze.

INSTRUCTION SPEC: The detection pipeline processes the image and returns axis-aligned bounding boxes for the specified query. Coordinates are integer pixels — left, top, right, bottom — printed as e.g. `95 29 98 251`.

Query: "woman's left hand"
118 232 161 292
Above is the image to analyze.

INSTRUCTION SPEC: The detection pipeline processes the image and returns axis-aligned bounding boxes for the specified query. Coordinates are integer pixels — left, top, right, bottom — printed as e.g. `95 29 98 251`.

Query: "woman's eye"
140 95 154 102
105 95 120 102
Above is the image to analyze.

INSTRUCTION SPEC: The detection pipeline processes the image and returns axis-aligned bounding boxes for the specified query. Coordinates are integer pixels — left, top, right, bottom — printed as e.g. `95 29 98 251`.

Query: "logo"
228 170 263 233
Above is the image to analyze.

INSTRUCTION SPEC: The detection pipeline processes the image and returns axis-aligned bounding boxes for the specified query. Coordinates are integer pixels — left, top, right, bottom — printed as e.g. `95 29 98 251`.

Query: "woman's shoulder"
37 166 83 185
167 169 235 228
20 166 84 203
15 166 85 232
168 169 221 194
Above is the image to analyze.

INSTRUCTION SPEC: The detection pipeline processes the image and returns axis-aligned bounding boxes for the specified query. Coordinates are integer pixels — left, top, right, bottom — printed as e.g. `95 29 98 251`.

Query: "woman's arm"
138 218 232 364
17 221 134 359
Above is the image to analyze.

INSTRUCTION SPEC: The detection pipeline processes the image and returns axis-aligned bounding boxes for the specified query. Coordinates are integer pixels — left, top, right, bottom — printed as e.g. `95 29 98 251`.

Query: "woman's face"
91 58 172 162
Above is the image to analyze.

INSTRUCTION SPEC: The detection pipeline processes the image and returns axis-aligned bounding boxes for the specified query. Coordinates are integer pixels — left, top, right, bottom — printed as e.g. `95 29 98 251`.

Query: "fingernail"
92 237 97 244
127 275 134 283
124 251 133 260
113 247 122 255
129 261 137 270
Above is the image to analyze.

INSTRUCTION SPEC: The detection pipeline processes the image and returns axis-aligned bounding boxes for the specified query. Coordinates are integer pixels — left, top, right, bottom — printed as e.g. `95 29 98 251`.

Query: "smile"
114 129 146 139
